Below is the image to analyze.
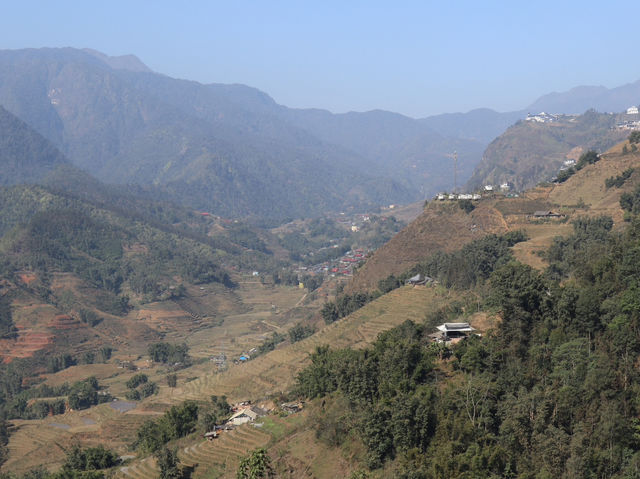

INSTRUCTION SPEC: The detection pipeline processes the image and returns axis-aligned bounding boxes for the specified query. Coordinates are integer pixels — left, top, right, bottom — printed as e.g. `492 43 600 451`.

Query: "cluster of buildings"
559 159 576 171
435 193 482 201
297 248 367 278
525 112 563 123
204 400 303 441
333 212 371 233
435 182 514 201
615 120 640 131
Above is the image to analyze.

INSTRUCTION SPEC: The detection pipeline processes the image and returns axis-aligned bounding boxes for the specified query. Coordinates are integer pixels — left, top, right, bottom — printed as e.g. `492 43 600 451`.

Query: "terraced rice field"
2 283 449 475
116 423 272 479
157 285 453 403
4 422 73 473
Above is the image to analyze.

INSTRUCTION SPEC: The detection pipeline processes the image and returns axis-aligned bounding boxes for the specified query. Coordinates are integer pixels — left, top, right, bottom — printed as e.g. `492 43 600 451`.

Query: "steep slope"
0 48 412 219
0 105 69 185
346 202 509 292
349 134 640 293
547 138 640 221
282 108 486 194
467 110 629 191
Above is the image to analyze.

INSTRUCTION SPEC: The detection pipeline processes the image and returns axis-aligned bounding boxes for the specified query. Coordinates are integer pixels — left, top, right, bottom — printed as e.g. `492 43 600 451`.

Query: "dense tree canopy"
297 215 640 477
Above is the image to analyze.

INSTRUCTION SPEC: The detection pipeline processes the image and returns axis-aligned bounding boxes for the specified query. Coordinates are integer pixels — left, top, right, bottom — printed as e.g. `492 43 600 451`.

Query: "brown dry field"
349 142 640 290
2 284 454 475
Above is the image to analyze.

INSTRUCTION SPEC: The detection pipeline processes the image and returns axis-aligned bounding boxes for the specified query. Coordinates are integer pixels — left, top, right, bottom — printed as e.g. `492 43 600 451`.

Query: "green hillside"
0 106 69 186
0 48 416 219
291 152 640 477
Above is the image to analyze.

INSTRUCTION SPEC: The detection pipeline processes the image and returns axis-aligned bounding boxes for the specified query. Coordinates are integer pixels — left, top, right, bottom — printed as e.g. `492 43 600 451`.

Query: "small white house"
227 406 267 426
627 106 639 115
430 322 476 343
484 185 494 192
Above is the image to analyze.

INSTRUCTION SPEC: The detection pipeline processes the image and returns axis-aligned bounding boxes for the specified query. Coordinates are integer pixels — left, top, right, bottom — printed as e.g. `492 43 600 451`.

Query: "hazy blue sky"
2 1 639 117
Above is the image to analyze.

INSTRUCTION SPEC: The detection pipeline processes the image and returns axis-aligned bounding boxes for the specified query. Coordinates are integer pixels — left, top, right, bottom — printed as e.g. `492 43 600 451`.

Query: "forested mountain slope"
0 105 70 185
0 48 414 219
291 136 640 478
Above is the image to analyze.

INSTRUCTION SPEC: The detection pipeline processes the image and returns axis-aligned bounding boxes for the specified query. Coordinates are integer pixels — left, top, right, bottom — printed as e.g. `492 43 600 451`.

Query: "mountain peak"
82 48 152 73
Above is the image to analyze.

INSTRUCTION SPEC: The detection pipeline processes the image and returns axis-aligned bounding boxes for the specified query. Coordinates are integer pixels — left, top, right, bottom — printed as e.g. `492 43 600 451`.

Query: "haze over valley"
2 2 640 478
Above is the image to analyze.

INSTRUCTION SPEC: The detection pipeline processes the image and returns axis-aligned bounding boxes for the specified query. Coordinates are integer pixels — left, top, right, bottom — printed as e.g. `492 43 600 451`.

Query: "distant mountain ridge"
1 47 640 219
527 80 640 114
82 48 152 73
0 48 482 220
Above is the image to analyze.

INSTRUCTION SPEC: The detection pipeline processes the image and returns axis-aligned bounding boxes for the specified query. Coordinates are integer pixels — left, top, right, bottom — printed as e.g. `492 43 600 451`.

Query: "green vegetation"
376 231 527 296
134 401 199 453
223 223 269 253
68 377 111 410
61 445 118 473
295 213 640 477
200 395 231 431
236 448 274 479
620 184 640 215
556 150 600 183
125 374 158 401
277 218 349 264
288 323 316 343
47 355 77 373
2 376 110 419
125 373 148 389
0 106 68 187
0 419 8 467
321 291 380 324
155 447 181 479
629 131 640 144
0 189 236 312
257 333 285 355
605 167 635 188
407 230 527 289
0 444 118 478
0 297 16 339
458 198 475 213
148 343 190 366
378 274 403 294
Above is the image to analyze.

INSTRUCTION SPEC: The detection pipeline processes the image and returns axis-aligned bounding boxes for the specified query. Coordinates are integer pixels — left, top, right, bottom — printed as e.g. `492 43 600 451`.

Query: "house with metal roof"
430 322 476 343
227 405 267 426
406 273 433 286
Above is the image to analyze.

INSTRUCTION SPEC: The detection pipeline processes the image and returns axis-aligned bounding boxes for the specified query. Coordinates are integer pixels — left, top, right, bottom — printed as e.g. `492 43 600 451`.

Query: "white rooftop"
436 323 475 332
